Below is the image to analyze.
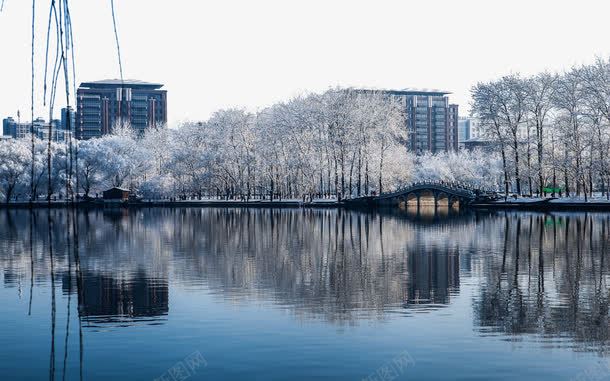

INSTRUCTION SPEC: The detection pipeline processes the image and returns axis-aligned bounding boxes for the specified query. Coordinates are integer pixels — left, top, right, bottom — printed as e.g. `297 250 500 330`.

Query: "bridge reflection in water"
0 208 467 327
2 207 610 368
400 192 461 210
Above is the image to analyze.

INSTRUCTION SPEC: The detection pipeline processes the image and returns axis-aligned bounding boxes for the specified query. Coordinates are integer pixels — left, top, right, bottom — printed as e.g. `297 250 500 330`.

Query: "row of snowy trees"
471 57 610 200
0 89 502 203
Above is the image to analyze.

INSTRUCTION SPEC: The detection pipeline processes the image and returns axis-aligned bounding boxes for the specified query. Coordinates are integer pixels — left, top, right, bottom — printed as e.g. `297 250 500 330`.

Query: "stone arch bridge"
376 181 486 208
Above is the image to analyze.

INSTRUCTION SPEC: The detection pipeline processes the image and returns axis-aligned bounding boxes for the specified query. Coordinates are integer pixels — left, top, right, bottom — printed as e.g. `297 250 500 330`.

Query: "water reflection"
407 246 459 307
75 271 169 326
1 208 610 354
473 213 610 353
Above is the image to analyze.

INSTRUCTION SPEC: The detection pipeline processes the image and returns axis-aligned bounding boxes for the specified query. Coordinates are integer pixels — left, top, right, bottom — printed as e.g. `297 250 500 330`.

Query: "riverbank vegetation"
471 56 610 200
0 89 501 203
3 54 610 203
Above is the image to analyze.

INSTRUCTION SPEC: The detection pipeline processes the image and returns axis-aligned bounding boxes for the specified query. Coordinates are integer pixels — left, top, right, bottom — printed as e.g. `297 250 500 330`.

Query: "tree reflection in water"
1 208 610 354
474 212 610 353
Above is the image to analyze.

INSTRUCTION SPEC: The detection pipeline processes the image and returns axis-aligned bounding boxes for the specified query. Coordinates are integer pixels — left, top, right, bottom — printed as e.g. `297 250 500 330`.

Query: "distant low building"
462 137 500 151
2 116 68 142
459 117 488 149
103 187 131 201
458 117 482 144
459 117 529 151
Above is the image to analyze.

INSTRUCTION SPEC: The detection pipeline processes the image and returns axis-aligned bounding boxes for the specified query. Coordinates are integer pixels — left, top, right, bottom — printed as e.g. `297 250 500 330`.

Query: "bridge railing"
379 180 497 198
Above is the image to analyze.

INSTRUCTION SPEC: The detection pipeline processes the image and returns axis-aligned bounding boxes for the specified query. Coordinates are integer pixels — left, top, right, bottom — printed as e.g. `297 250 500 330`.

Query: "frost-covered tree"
472 57 610 200
4 71 609 202
552 68 589 199
525 73 556 195
0 139 31 203
471 81 511 197
77 139 107 198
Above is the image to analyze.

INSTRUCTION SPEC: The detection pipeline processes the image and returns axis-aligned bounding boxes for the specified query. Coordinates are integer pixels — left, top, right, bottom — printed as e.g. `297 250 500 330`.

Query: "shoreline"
2 199 610 212
468 200 610 212
0 199 341 209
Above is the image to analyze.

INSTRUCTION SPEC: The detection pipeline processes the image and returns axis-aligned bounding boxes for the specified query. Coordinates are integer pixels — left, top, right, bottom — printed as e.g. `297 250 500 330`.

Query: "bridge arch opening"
418 190 436 207
436 192 449 208
404 193 419 208
449 196 461 209
397 196 407 209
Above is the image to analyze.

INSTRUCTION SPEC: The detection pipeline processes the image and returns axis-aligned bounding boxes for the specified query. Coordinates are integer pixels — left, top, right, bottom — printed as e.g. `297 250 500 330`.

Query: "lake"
1 207 609 380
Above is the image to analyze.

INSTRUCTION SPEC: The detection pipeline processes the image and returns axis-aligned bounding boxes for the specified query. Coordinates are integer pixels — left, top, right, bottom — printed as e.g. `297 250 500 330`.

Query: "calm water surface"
1 207 610 380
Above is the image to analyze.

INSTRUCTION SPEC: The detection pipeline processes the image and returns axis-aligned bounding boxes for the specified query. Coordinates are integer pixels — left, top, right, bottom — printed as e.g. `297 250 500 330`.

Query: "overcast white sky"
1 0 609 128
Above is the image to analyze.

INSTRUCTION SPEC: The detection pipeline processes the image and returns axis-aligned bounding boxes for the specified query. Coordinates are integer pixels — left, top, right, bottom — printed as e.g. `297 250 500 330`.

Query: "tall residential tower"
358 88 459 153
76 79 167 139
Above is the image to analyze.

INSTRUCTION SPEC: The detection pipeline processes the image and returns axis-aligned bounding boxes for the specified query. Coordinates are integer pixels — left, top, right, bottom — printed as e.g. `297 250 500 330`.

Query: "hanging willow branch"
42 0 78 202
59 0 76 203
110 0 124 83
110 0 124 131
45 0 60 203
42 0 56 107
66 0 78 200
5 0 114 204
38 0 77 204
30 0 36 203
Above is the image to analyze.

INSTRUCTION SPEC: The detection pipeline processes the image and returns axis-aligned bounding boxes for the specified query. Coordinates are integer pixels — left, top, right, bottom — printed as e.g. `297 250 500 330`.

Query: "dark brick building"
76 79 167 139
359 88 459 153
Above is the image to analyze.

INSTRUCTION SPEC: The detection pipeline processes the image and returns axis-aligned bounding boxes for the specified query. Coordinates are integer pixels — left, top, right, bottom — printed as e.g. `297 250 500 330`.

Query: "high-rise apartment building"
359 89 459 153
76 79 167 139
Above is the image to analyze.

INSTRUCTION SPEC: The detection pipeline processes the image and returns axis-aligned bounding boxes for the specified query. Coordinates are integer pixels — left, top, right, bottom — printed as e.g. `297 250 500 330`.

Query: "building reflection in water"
64 270 169 327
0 208 465 326
163 208 464 322
1 208 610 353
407 246 459 308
